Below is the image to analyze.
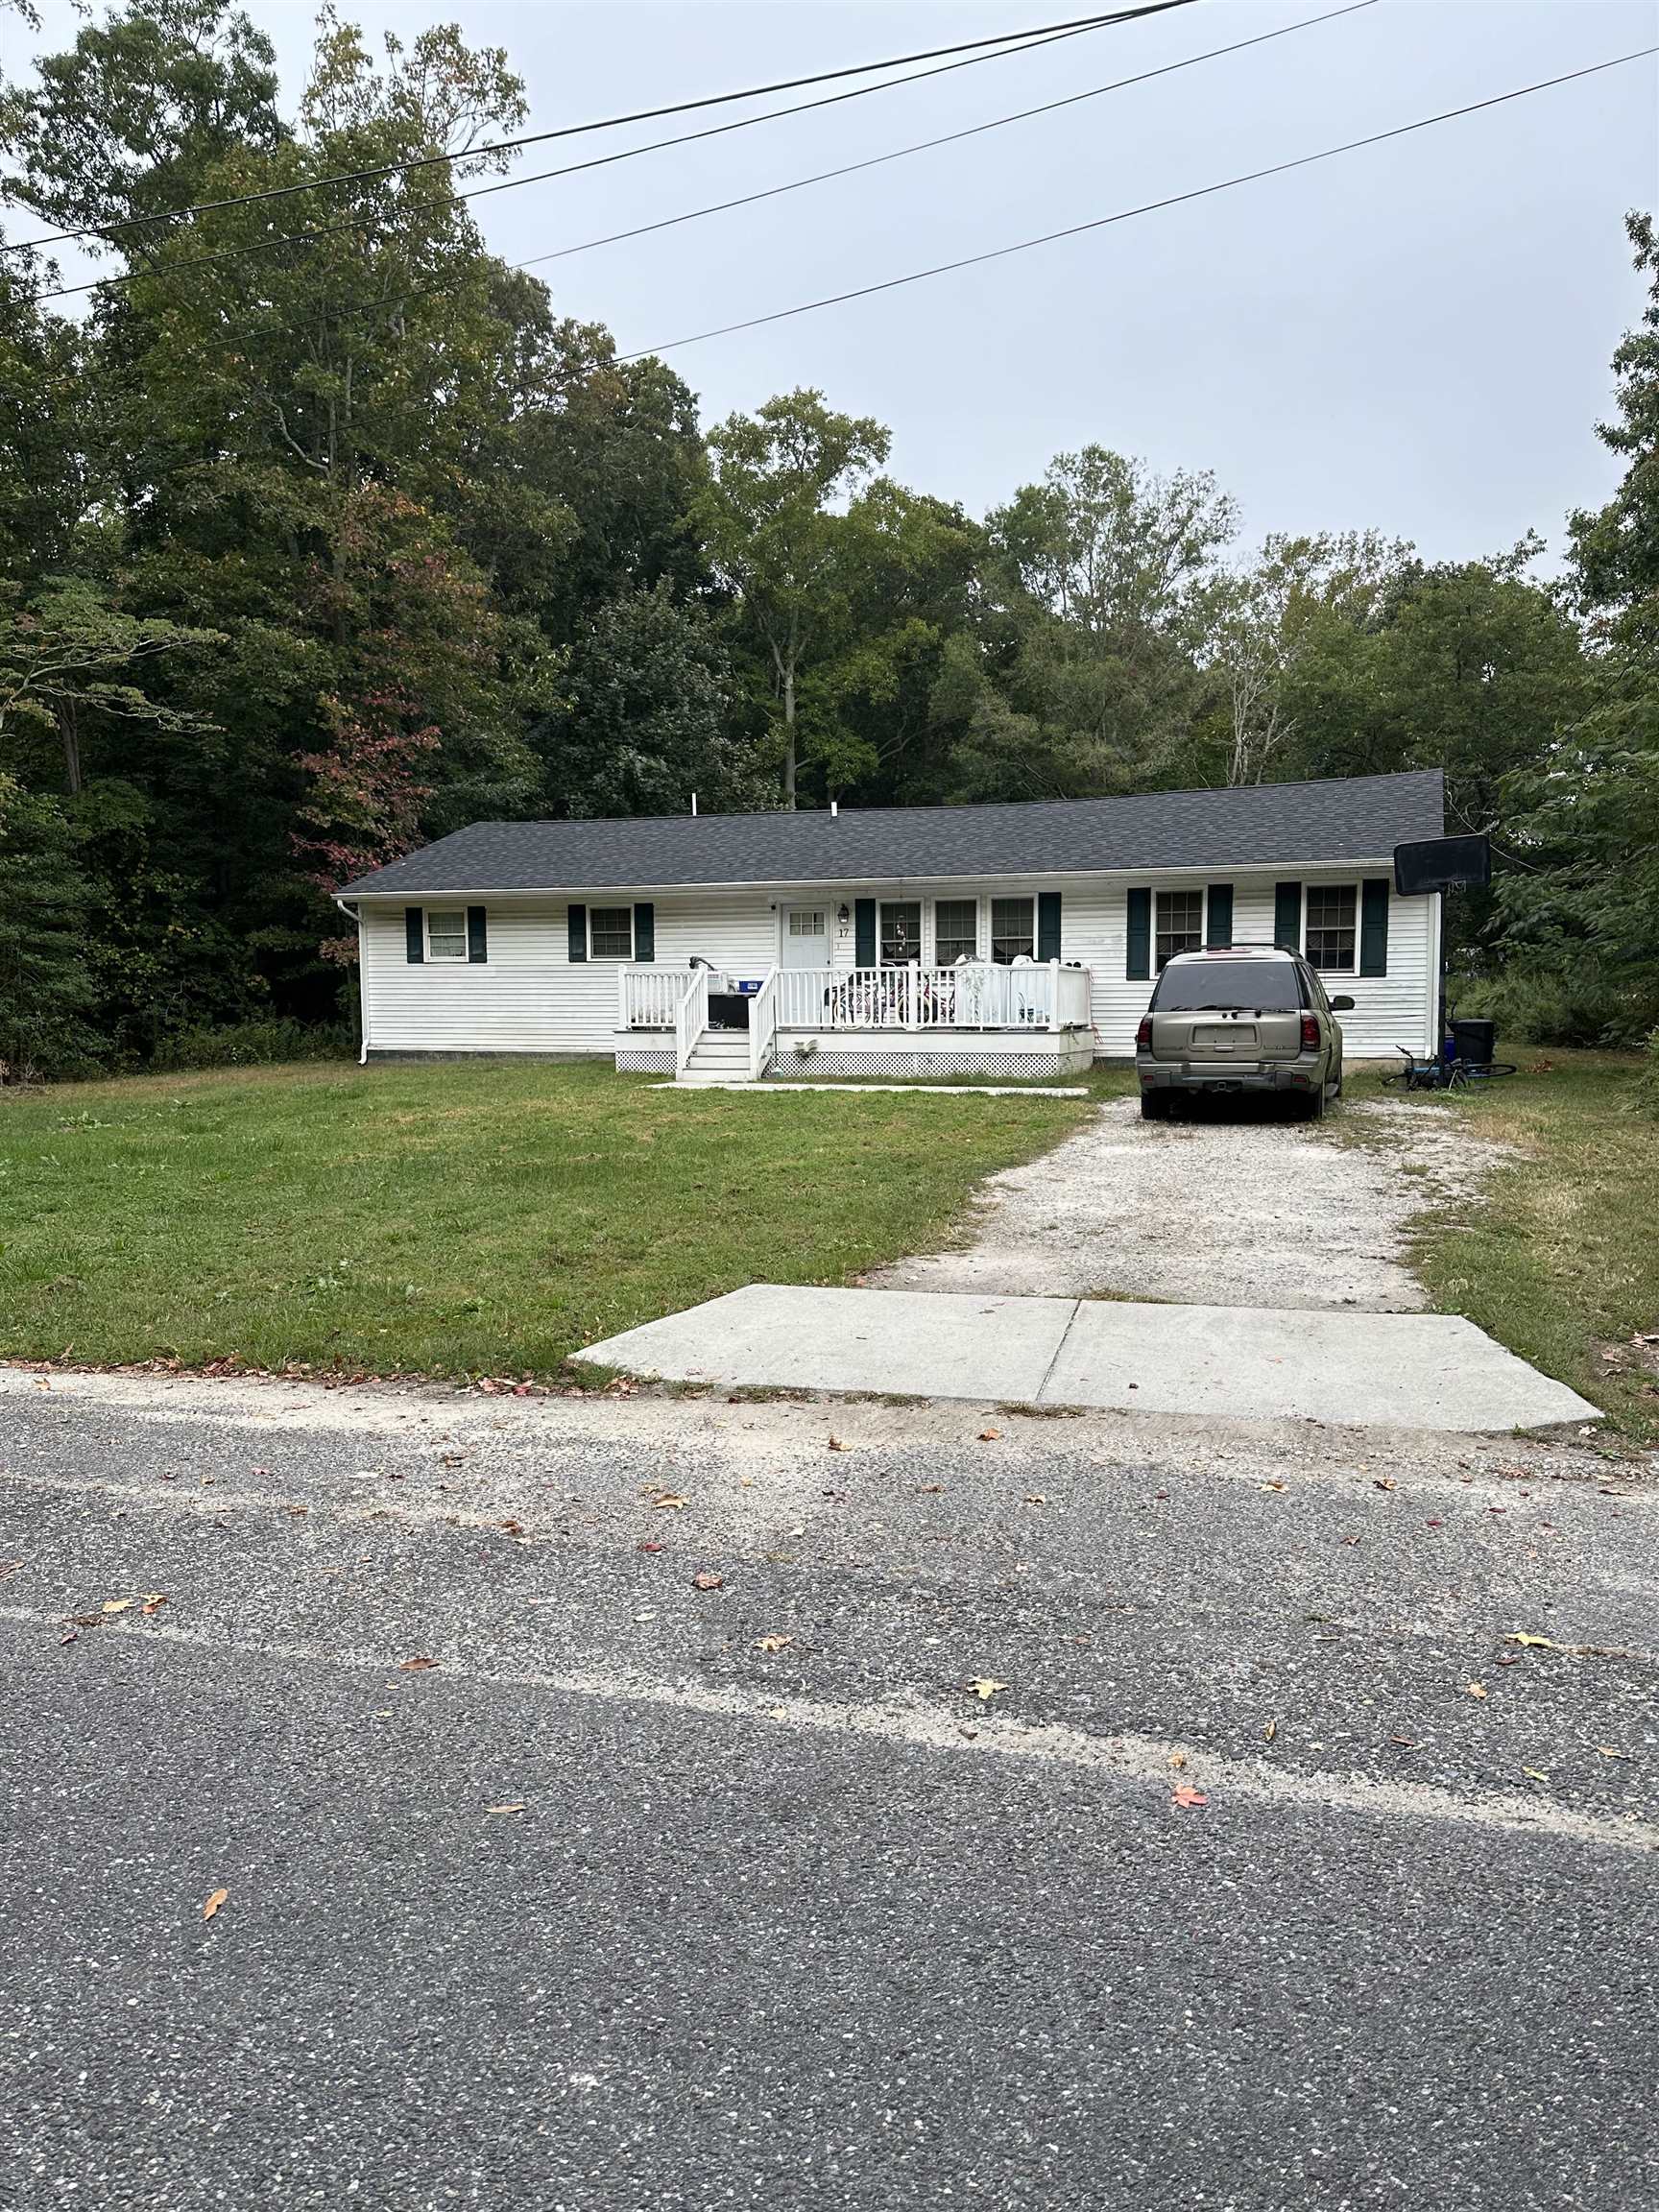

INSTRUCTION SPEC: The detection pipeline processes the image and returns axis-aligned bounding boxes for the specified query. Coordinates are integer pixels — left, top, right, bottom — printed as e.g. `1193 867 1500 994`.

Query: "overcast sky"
12 0 1658 564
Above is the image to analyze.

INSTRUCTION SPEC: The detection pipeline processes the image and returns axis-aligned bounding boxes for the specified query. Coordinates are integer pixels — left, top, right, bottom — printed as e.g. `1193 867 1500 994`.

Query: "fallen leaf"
1503 1631 1563 1650
978 1430 1001 1443
916 1482 945 1494
1498 1653 1520 1668
691 1570 723 1592
499 1519 524 1536
1522 1767 1550 1783
756 1633 793 1654
140 1593 169 1617
58 1631 78 1647
637 1540 664 1553
652 1493 688 1511
203 1887 228 1922
1373 1477 1397 1492
486 1803 526 1815
1595 1744 1634 1762
101 1599 135 1615
1260 1479 1287 1494
1262 1719 1278 1743
1171 1786 1208 1810
1022 1493 1048 1505
966 1677 1007 1701
399 1656 439 1672
1466 1681 1488 1699
1167 1750 1187 1770
827 1437 847 1453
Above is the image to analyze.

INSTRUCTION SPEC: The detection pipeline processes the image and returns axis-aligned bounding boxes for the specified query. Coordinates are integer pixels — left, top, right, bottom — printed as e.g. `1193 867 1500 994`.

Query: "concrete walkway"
573 1284 1599 1433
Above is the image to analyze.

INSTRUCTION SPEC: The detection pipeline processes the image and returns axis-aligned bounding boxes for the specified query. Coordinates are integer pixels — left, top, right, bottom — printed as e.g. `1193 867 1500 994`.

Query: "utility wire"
0 0 1194 260
21 8 1143 305
616 46 1658 360
407 1 1378 310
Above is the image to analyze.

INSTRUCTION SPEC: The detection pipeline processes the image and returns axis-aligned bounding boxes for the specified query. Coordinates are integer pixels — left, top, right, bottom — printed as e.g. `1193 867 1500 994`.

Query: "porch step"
679 1029 762 1085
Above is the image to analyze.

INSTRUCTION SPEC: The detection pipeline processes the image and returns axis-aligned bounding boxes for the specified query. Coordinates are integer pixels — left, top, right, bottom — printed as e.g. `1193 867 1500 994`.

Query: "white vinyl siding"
359 894 776 1057
357 869 1435 1063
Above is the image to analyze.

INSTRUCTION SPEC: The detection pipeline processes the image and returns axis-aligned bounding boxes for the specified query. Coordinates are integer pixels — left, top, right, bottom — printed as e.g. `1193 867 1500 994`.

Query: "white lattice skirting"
773 1043 1094 1081
615 1046 676 1074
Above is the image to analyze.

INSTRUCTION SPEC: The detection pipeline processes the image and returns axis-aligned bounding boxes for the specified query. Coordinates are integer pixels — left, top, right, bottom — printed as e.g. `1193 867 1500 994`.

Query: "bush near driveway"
0 1061 1090 1382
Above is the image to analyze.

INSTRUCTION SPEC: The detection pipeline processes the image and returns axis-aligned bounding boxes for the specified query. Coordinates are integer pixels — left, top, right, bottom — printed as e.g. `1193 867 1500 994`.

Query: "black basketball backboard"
1393 835 1491 896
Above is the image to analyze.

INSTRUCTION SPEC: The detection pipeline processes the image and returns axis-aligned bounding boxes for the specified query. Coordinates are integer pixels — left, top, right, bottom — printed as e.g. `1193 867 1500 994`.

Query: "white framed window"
934 898 978 965
589 906 634 960
991 896 1034 965
425 908 468 961
1305 884 1358 973
878 900 922 966
787 909 826 940
1155 889 1203 971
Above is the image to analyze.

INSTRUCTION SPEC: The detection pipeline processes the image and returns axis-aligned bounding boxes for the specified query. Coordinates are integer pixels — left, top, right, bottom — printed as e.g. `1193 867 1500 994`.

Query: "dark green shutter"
1274 881 1303 950
1036 891 1063 962
567 903 588 963
854 899 877 967
633 902 655 962
405 907 424 964
1125 887 1151 980
1359 878 1389 976
467 905 488 964
1205 883 1234 949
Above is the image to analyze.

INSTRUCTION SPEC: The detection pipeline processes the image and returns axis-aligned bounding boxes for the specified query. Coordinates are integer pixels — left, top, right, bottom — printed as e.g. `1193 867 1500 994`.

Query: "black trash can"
1452 1017 1496 1067
707 991 751 1030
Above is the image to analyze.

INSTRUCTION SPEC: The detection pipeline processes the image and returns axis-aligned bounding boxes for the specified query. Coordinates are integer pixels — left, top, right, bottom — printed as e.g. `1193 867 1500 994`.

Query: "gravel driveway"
874 1094 1504 1312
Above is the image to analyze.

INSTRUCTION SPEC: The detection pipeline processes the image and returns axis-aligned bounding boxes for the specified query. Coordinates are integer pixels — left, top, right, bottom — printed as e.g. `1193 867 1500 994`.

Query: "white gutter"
333 896 370 1064
340 855 1410 903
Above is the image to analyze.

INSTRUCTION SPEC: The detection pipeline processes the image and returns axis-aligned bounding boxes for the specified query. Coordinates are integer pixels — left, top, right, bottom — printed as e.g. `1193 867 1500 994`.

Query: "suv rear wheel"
1140 1091 1167 1121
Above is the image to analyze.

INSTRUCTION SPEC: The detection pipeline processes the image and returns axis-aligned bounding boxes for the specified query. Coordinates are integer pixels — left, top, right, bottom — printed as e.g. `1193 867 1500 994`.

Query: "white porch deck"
616 963 1094 1083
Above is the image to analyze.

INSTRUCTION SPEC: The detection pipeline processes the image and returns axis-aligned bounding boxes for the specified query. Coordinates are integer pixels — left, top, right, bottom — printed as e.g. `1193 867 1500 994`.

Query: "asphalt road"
3 1369 1655 2210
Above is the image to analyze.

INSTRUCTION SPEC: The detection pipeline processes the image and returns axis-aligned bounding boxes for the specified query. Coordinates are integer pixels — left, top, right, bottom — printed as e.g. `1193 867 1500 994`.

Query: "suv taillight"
1136 1015 1153 1048
1300 1013 1320 1050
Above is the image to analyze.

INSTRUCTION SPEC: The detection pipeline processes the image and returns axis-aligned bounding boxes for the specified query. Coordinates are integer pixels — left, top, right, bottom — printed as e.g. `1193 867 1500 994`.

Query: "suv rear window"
1151 959 1303 1012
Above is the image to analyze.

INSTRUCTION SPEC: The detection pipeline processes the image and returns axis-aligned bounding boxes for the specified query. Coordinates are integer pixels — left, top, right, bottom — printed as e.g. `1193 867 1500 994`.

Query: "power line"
615 46 1658 361
124 0 1365 335
442 2 1380 301
0 1 1194 261
21 8 1155 306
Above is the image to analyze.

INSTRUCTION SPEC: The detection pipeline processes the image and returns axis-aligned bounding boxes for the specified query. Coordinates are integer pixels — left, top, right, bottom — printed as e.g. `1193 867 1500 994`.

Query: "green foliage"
541 584 764 819
149 1019 352 1070
0 774 97 1079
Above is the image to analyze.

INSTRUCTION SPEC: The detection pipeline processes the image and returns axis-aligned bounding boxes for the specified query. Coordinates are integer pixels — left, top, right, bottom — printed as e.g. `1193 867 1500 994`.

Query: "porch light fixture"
837 903 850 926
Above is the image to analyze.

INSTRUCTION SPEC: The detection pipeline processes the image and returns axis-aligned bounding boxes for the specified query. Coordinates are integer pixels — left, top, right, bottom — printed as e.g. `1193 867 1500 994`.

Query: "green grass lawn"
0 1060 1094 1382
1349 1052 1659 1444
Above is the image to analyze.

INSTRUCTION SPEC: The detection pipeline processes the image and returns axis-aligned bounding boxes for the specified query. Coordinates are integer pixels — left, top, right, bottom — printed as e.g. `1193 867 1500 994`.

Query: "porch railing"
673 967 709 1077
618 965 690 1030
748 970 779 1081
775 961 1091 1033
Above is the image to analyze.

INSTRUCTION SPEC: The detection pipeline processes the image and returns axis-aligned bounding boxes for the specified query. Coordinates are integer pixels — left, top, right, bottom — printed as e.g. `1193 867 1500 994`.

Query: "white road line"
4 1603 1652 1856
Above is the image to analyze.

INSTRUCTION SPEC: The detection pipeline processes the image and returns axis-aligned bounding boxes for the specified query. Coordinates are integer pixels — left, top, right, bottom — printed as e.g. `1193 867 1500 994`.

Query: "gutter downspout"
333 896 369 1064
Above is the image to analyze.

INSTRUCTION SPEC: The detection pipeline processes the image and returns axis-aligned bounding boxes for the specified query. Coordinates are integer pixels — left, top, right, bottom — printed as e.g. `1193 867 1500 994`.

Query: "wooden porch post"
1049 957 1061 1032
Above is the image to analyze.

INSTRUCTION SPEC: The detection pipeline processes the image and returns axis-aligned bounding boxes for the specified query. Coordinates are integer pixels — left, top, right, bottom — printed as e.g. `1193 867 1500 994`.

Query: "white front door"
782 906 830 969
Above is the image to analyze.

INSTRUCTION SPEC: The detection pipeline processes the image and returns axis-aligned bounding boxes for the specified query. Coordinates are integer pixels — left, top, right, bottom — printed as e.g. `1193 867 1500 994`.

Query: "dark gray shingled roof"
339 769 1444 898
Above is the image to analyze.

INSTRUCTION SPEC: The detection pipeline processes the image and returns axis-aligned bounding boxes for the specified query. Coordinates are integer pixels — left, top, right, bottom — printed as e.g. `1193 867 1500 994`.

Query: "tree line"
0 2 1653 1077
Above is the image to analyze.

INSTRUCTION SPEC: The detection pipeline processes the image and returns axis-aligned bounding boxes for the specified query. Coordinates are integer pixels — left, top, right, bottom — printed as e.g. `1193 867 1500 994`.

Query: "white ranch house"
337 770 1446 1083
